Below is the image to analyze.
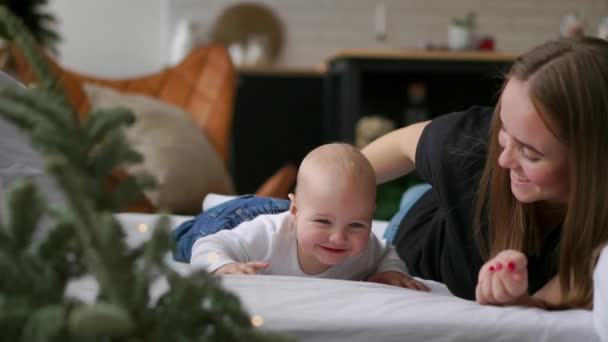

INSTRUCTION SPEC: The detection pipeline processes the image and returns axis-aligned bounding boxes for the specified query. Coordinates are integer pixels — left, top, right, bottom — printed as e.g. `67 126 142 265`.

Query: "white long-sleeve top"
190 211 408 280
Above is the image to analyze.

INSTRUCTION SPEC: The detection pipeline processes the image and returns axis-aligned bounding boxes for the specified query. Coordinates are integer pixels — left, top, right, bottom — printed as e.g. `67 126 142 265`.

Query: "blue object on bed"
171 194 289 262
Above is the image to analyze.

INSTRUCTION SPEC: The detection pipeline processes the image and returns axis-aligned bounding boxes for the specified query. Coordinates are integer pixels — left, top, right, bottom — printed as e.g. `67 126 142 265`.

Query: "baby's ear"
288 193 297 216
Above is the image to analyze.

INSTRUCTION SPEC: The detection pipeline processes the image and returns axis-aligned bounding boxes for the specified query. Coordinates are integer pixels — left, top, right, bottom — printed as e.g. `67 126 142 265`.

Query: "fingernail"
489 265 496 272
496 262 503 271
507 262 516 271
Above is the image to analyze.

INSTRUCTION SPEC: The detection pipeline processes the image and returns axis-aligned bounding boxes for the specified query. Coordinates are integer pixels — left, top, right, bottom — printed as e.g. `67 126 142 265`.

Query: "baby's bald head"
295 143 376 201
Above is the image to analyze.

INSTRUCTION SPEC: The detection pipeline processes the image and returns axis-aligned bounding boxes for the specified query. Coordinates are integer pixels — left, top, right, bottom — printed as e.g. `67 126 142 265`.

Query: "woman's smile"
510 172 530 184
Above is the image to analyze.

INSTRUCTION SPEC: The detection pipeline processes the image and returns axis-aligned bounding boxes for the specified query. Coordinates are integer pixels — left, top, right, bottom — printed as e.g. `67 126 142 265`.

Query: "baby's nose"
329 229 347 243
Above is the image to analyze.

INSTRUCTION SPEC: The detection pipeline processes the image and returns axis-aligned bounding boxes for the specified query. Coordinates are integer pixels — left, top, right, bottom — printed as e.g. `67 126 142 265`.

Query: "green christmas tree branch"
0 7 294 342
0 5 66 102
0 0 61 54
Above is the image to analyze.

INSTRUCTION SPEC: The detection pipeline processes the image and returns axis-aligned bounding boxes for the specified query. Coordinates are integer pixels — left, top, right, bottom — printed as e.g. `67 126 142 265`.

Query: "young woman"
362 37 608 309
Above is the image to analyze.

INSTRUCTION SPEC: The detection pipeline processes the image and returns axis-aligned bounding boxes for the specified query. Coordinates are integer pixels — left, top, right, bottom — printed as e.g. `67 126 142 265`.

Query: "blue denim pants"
383 184 432 244
171 195 290 262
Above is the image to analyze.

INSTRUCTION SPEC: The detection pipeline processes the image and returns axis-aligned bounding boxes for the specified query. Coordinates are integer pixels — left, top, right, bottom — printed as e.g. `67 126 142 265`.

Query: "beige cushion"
84 83 235 214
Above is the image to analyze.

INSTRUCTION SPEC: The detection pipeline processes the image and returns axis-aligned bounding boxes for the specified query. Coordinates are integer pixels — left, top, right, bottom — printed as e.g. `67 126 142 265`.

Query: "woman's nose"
498 144 517 170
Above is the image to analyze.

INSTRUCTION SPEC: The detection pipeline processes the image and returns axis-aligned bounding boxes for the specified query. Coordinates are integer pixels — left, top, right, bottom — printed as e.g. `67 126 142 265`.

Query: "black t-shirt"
393 106 559 300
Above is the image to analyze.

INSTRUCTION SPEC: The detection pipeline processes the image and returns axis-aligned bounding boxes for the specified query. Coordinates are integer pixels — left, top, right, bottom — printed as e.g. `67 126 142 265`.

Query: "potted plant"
448 12 476 51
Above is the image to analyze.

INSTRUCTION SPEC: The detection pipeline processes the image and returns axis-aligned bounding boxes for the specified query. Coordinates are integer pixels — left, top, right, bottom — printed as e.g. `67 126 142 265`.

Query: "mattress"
107 212 600 342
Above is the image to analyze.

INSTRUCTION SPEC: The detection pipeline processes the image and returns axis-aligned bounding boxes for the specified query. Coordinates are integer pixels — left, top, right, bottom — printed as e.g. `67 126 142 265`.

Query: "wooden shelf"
328 49 518 63
237 65 325 76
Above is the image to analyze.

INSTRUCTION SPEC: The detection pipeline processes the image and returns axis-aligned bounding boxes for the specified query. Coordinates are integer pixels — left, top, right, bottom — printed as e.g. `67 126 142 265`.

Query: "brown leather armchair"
11 44 297 212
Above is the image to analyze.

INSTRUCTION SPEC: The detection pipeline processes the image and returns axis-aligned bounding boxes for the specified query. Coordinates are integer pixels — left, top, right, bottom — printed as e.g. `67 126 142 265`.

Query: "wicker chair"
11 44 297 212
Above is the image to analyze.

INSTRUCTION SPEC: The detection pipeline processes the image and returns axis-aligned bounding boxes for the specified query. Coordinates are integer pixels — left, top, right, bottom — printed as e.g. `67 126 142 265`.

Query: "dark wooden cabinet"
230 68 324 194
324 49 516 142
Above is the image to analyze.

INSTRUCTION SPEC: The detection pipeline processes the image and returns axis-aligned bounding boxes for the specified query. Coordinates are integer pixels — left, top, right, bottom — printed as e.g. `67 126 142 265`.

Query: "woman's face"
497 78 570 204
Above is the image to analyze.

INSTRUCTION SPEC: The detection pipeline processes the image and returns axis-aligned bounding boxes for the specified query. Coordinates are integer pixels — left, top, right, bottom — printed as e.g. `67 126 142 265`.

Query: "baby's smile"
317 244 348 254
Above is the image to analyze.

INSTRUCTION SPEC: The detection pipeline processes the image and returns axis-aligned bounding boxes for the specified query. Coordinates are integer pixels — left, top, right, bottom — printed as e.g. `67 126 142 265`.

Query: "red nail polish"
507 262 516 271
489 265 496 272
496 262 503 271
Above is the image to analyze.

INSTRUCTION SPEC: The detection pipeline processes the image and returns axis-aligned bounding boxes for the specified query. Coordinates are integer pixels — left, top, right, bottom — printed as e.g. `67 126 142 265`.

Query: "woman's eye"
522 146 540 161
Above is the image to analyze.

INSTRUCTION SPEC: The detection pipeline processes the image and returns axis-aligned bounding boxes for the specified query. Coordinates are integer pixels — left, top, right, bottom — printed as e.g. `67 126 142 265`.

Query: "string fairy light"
138 223 148 233
251 315 264 327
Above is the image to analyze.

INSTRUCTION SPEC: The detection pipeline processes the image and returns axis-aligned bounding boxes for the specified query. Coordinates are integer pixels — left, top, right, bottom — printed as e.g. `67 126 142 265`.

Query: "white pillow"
84 83 235 214
595 245 608 342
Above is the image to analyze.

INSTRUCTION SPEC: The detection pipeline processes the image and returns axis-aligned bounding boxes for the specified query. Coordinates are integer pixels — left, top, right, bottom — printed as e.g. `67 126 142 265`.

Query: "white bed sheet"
109 212 599 342
595 247 608 342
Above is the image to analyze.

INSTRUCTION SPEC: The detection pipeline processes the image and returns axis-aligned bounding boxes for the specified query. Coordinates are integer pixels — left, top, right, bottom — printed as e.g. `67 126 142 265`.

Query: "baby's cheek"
350 235 370 255
296 231 316 250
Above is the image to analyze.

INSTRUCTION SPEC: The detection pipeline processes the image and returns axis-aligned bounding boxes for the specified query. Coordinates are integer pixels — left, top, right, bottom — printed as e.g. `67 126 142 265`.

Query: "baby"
188 143 428 290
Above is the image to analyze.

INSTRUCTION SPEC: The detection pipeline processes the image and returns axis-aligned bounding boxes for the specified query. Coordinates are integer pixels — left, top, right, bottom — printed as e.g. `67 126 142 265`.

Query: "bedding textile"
595 246 608 342
88 212 599 342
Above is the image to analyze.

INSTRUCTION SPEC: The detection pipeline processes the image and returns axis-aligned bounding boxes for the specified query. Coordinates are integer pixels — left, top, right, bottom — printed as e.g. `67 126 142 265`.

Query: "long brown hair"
473 37 608 308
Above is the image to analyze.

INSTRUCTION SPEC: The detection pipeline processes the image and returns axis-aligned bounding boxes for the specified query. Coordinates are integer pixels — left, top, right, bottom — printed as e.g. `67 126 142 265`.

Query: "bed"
102 208 601 342
4 43 599 341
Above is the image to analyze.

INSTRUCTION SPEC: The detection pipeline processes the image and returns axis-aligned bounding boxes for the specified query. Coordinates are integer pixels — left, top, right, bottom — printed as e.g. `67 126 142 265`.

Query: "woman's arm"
531 275 562 307
361 121 429 184
507 276 561 309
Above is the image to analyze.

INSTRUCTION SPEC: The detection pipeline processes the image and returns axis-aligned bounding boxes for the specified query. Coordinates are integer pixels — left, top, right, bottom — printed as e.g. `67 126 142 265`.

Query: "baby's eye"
348 222 367 229
314 219 331 225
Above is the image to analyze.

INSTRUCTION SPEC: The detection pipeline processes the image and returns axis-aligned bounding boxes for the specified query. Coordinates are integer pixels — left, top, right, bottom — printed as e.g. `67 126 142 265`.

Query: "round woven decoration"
211 3 284 64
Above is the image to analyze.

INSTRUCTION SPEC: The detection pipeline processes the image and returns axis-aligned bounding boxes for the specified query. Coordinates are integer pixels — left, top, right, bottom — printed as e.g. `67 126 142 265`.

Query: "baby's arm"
368 271 430 291
213 261 270 275
190 218 273 274
366 237 430 291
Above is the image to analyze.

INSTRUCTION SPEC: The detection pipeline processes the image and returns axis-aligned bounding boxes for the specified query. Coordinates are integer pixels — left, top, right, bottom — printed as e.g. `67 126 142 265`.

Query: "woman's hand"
475 249 528 305
213 261 270 275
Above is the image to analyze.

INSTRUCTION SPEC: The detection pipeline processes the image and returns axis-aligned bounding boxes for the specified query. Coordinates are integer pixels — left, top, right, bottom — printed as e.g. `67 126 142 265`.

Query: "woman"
361 37 608 309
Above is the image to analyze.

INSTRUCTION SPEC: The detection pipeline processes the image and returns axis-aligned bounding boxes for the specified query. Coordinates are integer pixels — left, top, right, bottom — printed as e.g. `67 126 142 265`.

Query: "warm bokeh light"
251 315 264 327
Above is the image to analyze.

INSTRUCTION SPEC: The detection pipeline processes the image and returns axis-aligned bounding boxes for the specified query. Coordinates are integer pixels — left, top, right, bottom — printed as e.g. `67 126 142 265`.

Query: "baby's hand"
213 261 270 275
476 249 528 305
367 271 431 291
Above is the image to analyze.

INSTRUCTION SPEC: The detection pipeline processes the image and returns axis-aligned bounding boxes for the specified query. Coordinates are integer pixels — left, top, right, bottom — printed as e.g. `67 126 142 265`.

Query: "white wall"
48 0 169 77
47 0 608 72
171 0 608 67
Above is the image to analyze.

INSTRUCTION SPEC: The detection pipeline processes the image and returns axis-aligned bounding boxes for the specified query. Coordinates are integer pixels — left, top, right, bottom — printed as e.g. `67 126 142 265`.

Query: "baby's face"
292 183 375 275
